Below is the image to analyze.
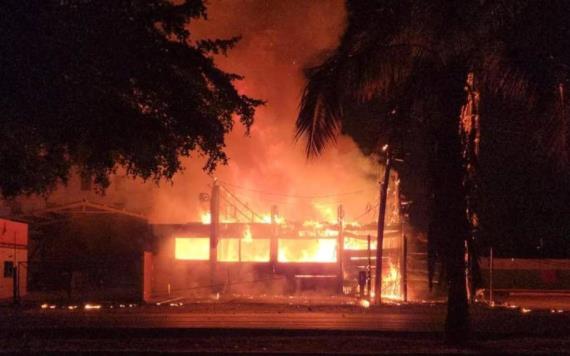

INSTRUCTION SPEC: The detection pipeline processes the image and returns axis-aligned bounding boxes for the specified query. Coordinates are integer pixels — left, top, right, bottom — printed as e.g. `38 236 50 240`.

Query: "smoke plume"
148 0 380 224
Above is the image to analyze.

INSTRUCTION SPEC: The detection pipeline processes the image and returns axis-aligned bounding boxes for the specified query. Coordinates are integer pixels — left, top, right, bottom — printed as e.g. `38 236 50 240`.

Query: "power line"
219 180 375 199
220 185 266 222
220 193 255 222
353 202 380 222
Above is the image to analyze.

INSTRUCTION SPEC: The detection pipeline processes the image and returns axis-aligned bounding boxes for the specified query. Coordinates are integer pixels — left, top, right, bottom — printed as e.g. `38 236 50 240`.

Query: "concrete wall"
480 257 570 291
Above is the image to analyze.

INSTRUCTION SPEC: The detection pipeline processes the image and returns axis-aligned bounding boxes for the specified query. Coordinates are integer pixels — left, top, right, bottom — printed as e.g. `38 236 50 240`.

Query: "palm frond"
296 56 343 157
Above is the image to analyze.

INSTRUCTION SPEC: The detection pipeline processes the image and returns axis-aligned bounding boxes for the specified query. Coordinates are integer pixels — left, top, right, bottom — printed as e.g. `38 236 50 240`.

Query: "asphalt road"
2 303 444 331
1 302 570 353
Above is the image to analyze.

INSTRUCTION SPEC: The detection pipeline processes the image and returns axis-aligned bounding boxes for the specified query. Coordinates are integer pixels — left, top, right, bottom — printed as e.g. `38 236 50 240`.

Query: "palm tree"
296 0 570 344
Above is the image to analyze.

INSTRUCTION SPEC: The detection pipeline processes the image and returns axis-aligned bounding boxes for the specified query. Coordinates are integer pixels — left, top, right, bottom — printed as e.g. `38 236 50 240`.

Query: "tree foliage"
0 0 263 198
296 0 570 343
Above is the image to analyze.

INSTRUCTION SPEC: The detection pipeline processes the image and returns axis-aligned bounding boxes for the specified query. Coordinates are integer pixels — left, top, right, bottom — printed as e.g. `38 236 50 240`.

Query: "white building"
0 218 28 300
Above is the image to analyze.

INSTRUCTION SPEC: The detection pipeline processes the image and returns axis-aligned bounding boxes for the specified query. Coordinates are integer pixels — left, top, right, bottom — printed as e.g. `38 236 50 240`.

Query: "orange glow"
259 213 285 224
278 238 337 262
200 212 211 224
240 225 270 261
302 220 324 229
84 304 102 310
243 225 253 242
175 237 209 260
312 201 336 224
344 237 377 250
217 239 240 261
381 262 401 300
241 239 270 261
208 226 271 262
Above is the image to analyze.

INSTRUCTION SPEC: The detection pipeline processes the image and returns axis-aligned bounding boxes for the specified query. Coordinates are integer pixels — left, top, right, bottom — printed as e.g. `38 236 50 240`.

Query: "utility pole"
374 145 392 305
337 204 345 294
397 179 408 302
210 179 220 294
489 247 494 305
367 234 372 297
270 205 278 271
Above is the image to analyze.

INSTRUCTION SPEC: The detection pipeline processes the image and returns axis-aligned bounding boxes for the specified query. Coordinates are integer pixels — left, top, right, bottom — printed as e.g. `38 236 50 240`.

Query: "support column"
337 204 345 294
270 205 279 271
210 180 220 293
142 251 153 303
374 147 392 305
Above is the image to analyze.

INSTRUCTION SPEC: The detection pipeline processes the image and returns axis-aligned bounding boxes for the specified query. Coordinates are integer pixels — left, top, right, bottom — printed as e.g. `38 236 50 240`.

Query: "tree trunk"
437 126 469 344
431 74 472 344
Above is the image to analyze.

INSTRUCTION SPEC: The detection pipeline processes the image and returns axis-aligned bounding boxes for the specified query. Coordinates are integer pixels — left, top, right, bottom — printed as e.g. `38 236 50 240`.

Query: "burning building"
143 178 415 302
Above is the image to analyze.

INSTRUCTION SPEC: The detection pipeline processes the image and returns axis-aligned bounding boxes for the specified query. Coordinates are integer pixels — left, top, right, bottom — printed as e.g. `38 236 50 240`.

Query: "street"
1 301 570 353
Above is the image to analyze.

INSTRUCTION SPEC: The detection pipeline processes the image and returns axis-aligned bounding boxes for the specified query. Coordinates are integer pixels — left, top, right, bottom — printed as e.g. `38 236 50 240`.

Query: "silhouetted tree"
0 0 262 198
296 0 570 344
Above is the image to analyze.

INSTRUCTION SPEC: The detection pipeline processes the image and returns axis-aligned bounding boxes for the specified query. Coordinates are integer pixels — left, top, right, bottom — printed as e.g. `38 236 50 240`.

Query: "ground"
1 295 570 353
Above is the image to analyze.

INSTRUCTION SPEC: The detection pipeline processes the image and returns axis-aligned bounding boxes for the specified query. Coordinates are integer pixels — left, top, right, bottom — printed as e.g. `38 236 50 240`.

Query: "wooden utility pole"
489 247 494 305
402 234 408 302
367 234 372 296
374 147 392 305
270 205 278 271
210 180 220 293
337 204 345 294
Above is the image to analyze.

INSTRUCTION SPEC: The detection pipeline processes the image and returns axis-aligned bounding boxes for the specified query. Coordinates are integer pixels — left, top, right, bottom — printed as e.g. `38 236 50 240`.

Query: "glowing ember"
84 304 102 310
359 299 371 308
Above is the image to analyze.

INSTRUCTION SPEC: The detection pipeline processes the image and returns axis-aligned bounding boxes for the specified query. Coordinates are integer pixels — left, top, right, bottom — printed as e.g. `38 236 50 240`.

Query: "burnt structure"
144 220 407 301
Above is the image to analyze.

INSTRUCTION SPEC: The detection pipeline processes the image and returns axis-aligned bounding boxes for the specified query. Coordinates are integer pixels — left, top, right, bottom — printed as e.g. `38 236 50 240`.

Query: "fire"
200 212 211 224
344 237 377 250
312 201 336 224
381 262 401 300
238 225 270 261
278 238 337 262
242 225 253 242
359 299 371 308
260 213 285 224
302 220 324 229
84 304 102 310
175 237 209 260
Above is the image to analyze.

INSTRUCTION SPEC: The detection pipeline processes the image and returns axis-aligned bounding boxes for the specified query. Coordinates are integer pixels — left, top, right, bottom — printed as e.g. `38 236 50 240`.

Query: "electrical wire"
219 180 375 200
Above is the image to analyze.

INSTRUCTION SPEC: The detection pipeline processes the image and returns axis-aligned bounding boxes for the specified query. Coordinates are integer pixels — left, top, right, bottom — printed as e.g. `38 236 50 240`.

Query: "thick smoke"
148 0 380 224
